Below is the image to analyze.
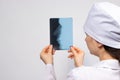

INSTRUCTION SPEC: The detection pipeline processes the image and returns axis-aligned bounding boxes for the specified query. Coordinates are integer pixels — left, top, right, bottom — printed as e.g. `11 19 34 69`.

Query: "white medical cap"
84 2 120 49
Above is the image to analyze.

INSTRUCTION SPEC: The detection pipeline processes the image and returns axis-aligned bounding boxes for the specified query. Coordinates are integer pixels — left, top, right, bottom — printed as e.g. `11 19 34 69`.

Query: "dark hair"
103 45 120 63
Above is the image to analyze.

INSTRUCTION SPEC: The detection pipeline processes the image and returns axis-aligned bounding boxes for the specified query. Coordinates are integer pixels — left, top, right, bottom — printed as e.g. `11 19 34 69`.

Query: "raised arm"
40 45 56 80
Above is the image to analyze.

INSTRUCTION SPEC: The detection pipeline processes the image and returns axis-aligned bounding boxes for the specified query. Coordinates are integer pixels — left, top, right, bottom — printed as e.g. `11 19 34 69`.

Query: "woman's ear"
96 40 103 48
92 37 103 48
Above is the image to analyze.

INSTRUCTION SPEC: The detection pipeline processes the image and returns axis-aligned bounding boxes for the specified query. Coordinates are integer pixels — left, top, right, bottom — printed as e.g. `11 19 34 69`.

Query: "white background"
0 0 120 80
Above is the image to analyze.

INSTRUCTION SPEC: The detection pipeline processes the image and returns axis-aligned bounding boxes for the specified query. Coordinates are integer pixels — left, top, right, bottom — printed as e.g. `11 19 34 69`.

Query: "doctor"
40 2 120 80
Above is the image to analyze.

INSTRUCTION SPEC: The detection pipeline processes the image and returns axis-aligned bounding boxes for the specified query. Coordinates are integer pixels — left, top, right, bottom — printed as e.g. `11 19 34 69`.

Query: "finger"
68 53 74 59
48 45 53 53
68 55 74 59
52 49 56 55
41 45 49 53
68 50 71 53
73 46 84 55
73 46 81 52
70 46 77 54
72 46 82 53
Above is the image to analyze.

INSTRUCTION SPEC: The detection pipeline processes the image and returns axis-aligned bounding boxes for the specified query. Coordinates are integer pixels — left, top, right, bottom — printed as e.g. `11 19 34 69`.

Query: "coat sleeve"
67 71 75 80
67 66 85 80
45 64 56 80
45 64 75 80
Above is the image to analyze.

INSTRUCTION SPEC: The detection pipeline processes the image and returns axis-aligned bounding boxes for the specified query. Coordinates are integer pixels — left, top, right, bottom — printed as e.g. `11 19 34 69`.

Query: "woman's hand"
68 46 85 67
40 45 55 64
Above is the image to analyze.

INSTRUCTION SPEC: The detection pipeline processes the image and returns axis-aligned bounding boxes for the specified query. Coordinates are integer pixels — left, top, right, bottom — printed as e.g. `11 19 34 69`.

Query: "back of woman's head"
104 45 120 63
84 2 120 49
84 2 120 61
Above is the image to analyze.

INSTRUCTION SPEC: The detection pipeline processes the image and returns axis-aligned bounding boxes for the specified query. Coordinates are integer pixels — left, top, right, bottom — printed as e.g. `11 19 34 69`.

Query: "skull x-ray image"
50 18 73 50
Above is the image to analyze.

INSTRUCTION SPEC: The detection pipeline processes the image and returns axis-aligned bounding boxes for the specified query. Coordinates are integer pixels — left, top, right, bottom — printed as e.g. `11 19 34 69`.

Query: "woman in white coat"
40 2 120 80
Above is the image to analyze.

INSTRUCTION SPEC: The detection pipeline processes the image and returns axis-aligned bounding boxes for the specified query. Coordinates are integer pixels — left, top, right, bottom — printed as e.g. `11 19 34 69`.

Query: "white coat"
45 59 120 80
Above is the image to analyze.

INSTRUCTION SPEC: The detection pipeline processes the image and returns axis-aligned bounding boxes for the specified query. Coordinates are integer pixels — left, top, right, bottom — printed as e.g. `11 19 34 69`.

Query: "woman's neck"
99 51 115 61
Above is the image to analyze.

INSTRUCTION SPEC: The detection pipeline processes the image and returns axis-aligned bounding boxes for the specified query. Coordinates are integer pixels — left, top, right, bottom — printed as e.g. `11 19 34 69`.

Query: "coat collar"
93 59 120 70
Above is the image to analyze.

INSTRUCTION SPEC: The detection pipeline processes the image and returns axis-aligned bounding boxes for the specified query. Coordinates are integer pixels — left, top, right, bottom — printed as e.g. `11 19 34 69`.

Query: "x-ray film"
50 18 73 50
